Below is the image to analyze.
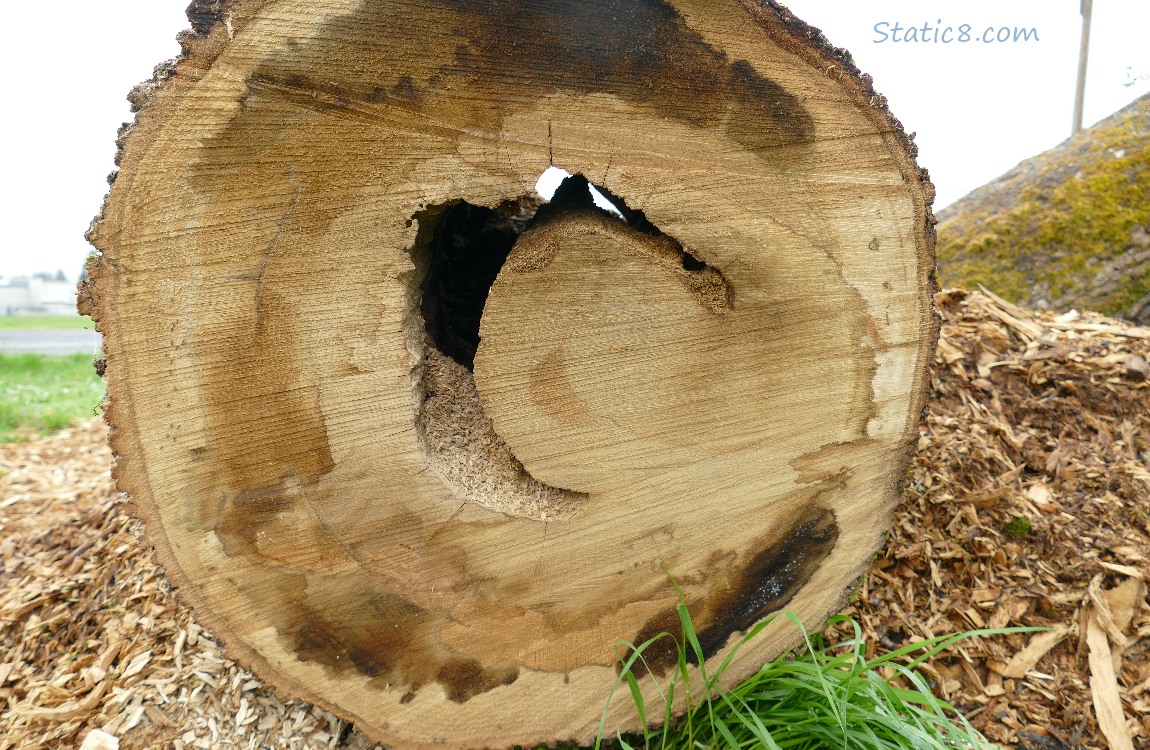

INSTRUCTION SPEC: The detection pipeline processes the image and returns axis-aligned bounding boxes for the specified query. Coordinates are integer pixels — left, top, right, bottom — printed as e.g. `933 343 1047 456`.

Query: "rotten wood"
79 1 936 747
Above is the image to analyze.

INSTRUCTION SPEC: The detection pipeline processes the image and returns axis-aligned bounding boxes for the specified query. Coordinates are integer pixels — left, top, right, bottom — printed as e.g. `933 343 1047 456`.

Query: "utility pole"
1072 0 1093 134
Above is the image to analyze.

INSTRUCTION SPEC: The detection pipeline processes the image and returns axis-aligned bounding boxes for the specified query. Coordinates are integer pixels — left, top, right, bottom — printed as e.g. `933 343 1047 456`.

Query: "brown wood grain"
84 1 936 747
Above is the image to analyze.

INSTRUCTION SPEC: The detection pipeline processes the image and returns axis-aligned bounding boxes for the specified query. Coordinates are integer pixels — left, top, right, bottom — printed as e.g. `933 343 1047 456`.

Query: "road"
0 329 103 356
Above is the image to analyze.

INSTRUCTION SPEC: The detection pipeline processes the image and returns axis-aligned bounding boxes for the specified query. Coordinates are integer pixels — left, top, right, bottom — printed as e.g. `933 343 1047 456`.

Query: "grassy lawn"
0 353 104 442
0 314 94 330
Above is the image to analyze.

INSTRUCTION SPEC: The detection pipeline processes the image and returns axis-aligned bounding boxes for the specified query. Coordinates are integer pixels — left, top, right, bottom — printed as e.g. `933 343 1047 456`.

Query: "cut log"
81 1 936 747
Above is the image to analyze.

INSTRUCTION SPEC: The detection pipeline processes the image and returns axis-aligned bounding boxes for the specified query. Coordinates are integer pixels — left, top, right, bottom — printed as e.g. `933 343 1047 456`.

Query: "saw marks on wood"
86 0 936 746
474 206 737 495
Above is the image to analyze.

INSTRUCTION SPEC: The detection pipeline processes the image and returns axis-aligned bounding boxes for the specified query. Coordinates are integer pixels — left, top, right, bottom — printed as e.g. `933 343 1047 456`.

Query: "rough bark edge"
733 0 941 652
80 1 942 747
80 281 384 734
107 0 272 177
78 0 389 742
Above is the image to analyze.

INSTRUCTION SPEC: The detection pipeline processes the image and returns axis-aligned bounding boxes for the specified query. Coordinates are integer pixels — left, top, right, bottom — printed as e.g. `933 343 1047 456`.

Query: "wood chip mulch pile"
840 288 1150 750
2 288 1148 750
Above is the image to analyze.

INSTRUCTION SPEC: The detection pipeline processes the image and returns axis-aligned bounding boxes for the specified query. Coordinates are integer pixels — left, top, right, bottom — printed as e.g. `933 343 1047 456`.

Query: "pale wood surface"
84 1 936 747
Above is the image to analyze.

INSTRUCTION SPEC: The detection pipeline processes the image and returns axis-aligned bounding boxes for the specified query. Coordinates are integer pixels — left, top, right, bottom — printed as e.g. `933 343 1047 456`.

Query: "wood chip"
1125 354 1149 381
1025 483 1054 509
1086 615 1134 750
984 670 1006 697
1002 629 1070 679
1103 576 1145 635
1098 561 1144 579
1051 322 1150 340
15 679 110 721
120 651 151 680
79 728 121 750
987 597 1030 629
1088 575 1133 649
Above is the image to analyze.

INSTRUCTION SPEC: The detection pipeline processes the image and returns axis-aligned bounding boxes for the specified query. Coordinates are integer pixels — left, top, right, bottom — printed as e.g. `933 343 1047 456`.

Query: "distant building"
0 274 76 316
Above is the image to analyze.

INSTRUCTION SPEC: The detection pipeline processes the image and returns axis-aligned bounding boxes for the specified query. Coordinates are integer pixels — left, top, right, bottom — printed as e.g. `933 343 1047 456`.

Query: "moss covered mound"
936 93 1150 322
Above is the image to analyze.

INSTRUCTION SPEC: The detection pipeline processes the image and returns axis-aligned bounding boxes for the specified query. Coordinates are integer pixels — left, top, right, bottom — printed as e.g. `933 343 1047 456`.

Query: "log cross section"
83 1 937 747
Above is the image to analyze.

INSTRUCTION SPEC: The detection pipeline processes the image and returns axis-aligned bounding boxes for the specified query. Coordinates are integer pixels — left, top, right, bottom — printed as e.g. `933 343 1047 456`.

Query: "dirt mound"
936 93 1150 324
2 290 1149 749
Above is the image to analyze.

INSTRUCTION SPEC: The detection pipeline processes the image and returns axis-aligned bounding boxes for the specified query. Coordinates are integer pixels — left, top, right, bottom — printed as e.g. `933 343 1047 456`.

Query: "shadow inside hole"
416 172 724 373
417 173 621 371
418 196 540 370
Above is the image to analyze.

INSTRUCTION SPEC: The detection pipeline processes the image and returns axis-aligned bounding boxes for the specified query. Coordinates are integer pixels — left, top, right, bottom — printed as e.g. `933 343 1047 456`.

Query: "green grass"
0 315 94 330
598 593 1034 750
0 353 104 442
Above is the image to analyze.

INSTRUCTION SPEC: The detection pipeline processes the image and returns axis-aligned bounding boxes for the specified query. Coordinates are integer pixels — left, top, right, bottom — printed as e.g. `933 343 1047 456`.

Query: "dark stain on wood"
790 447 861 487
195 284 336 531
441 0 814 152
236 0 812 159
267 573 521 703
626 607 683 674
288 587 435 683
696 506 838 658
437 658 520 703
215 478 294 557
633 506 839 672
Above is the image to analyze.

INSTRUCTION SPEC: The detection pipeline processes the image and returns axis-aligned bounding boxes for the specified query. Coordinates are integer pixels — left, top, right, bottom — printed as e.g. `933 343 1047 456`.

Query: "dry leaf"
1103 576 1145 634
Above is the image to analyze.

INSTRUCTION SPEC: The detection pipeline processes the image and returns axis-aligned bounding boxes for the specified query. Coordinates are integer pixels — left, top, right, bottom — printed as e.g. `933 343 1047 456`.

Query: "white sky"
1 0 1147 282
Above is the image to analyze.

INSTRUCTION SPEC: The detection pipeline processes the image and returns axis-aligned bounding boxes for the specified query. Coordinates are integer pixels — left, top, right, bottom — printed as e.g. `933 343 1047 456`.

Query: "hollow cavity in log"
410 175 728 520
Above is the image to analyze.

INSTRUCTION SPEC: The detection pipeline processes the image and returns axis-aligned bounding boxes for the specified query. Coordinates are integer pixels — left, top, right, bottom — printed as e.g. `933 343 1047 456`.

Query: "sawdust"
2 289 1148 749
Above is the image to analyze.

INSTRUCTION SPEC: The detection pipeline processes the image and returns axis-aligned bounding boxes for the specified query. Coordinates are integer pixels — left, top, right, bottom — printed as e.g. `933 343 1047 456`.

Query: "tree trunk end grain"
86 1 937 747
